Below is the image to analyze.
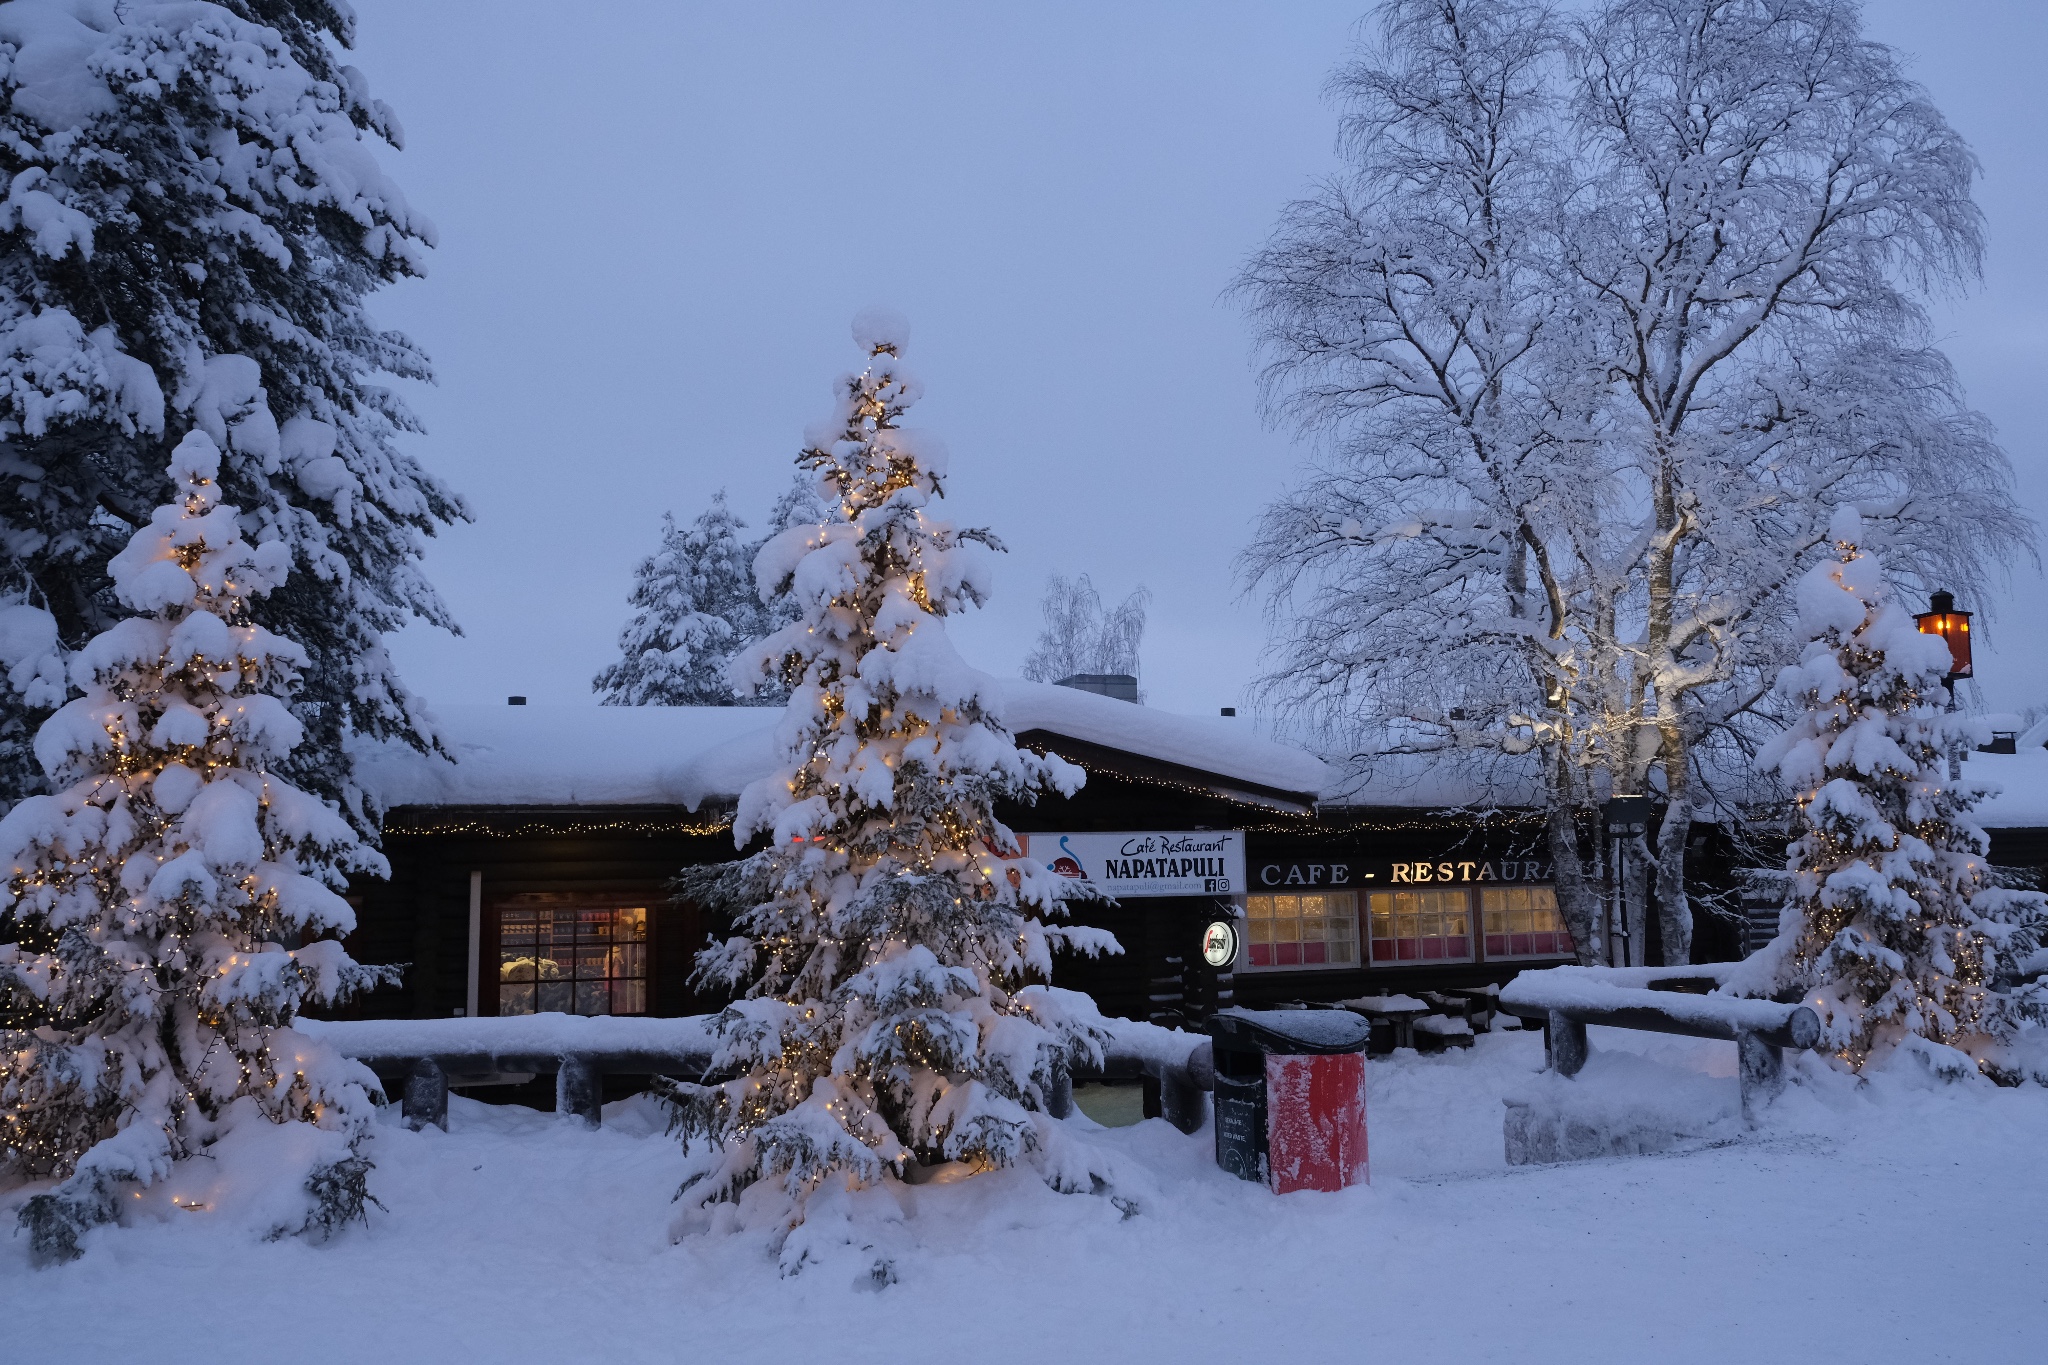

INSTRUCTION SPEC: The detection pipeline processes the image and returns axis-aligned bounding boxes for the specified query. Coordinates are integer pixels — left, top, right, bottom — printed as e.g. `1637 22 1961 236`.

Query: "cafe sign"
1024 831 1246 898
1254 858 1553 888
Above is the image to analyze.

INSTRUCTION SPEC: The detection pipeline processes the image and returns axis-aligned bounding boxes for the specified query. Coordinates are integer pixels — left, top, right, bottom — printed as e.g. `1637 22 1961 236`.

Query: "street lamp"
1600 795 1652 968
1914 590 1974 687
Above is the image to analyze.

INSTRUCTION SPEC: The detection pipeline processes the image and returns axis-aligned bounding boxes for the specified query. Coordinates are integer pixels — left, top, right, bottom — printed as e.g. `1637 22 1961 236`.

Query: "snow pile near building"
1502 1050 1739 1164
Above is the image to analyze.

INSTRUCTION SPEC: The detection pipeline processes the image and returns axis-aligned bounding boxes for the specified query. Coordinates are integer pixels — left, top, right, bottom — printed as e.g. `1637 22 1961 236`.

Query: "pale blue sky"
350 1 2048 721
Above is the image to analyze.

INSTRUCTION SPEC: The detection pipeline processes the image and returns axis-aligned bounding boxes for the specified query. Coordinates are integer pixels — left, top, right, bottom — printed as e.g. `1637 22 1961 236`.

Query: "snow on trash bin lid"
1210 1007 1373 1053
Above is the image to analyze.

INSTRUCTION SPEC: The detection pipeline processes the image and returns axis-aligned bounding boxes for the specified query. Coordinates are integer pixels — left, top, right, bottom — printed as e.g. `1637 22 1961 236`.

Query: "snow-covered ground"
5 1028 2043 1365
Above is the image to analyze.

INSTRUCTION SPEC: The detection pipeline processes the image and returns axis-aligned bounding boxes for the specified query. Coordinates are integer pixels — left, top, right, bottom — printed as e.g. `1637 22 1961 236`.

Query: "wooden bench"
1499 967 1822 1121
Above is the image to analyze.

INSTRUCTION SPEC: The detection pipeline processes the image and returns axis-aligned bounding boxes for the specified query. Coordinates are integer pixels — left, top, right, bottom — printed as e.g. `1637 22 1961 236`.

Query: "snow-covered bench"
1498 965 1822 1124
300 1013 1218 1134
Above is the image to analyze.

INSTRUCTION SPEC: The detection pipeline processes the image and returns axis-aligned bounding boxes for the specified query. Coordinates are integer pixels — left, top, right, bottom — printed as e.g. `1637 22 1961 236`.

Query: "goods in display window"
1480 885 1575 959
1245 892 1359 968
496 897 649 1016
1367 888 1473 963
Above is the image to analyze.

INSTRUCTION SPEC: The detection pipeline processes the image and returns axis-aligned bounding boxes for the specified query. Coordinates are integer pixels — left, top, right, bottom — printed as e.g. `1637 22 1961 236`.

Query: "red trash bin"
1210 1009 1370 1193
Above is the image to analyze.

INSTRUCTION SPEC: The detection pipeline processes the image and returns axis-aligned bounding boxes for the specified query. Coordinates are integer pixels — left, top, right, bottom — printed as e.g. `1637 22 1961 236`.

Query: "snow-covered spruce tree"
0 433 393 1263
0 1 465 825
738 472 841 707
1 591 69 814
667 310 1120 1238
1020 573 1149 685
1736 510 2046 1069
594 492 759 706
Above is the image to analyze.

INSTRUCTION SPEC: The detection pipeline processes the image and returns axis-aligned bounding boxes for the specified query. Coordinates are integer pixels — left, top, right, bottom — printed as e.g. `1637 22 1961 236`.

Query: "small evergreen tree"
666 310 1119 1236
593 492 758 706
0 432 394 1262
1742 509 2047 1067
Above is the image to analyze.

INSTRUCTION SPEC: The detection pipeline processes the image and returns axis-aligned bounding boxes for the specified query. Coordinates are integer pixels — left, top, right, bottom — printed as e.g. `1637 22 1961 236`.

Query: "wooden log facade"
331 699 2046 1060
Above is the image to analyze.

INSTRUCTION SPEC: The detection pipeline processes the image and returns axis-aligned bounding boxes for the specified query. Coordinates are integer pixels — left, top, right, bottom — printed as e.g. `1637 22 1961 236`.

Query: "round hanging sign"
1201 919 1239 968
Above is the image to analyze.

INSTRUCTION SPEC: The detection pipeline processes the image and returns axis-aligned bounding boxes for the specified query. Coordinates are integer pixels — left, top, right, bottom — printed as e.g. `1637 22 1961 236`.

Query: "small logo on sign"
1201 920 1239 968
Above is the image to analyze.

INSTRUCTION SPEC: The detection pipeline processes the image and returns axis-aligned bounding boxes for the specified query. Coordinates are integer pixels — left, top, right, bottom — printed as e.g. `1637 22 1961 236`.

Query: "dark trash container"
1209 1008 1372 1193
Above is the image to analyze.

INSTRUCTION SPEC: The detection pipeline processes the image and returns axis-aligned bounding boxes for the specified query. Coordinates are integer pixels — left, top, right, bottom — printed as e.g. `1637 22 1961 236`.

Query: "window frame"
486 893 653 1017
1242 889 1364 971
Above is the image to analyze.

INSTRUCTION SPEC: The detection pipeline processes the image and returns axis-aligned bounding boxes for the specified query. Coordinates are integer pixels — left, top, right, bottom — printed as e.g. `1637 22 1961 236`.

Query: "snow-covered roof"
351 705 772 811
1969 741 2048 831
354 681 1328 812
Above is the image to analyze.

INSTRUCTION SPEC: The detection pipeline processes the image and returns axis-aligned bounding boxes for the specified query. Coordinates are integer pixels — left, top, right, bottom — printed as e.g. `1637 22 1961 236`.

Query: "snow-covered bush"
0 0 464 824
0 433 395 1263
666 311 1121 1240
1732 509 2047 1068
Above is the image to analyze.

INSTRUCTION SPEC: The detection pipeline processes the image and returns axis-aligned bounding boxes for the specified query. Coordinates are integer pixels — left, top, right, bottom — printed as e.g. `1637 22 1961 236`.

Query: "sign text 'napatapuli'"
1026 831 1246 898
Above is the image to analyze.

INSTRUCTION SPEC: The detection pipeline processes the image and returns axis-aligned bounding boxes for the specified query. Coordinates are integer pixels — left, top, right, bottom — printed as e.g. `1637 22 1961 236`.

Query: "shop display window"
1367 888 1474 963
1246 892 1359 969
1480 885 1575 960
496 896 648 1016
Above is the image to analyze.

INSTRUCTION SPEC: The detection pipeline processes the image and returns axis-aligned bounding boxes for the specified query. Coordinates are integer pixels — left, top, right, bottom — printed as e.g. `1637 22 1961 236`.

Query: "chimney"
1054 673 1138 704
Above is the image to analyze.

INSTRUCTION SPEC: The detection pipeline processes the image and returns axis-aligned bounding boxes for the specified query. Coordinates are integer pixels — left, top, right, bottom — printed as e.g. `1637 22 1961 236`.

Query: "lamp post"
1599 795 1651 968
1913 590 1974 695
1915 591 1974 780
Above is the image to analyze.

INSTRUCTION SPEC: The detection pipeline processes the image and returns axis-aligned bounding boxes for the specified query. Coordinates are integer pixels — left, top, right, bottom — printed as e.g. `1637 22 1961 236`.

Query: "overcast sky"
347 0 2048 722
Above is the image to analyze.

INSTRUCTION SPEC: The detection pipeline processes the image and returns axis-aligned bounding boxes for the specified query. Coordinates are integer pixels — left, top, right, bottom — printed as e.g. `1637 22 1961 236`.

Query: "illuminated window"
496 896 648 1016
1367 888 1473 963
1246 892 1359 969
1480 885 1574 960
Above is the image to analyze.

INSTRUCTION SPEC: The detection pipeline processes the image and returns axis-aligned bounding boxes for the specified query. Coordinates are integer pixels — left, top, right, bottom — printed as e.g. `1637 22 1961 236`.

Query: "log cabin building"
334 686 2048 1037
338 682 1581 1032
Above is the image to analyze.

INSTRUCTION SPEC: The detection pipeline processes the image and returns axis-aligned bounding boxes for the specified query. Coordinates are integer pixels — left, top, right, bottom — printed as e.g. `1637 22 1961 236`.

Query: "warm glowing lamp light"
1913 590 1973 681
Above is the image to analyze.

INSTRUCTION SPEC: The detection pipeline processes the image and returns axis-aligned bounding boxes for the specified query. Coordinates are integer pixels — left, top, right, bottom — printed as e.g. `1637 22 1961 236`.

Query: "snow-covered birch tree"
1240 0 2035 963
1563 0 2020 962
0 432 395 1263
0 0 465 826
663 311 1120 1246
1236 0 1618 955
1732 510 2045 1067
1021 573 1150 685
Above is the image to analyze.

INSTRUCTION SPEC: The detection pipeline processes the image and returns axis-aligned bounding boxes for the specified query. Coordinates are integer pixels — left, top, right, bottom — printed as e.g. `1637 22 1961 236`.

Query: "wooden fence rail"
1498 970 1822 1121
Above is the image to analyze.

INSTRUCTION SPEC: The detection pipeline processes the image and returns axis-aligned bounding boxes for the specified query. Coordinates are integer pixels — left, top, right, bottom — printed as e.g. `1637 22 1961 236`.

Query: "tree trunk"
1645 451 1694 965
1653 789 1694 965
1546 758 1604 966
